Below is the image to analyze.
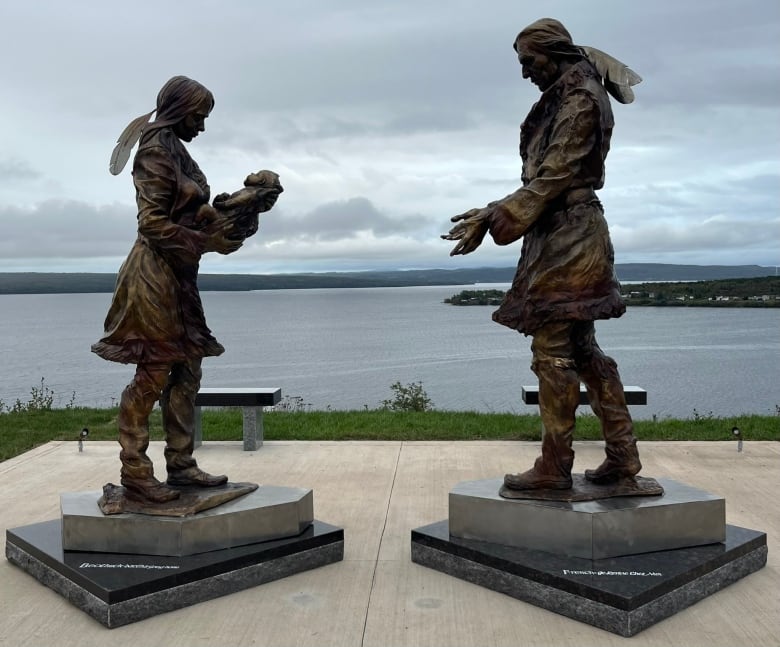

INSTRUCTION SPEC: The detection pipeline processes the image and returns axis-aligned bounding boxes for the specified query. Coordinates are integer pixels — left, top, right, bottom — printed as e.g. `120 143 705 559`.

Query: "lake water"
0 286 778 419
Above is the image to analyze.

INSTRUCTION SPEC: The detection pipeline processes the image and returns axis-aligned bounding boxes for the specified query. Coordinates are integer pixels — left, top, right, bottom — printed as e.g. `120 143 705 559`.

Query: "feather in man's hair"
581 46 642 104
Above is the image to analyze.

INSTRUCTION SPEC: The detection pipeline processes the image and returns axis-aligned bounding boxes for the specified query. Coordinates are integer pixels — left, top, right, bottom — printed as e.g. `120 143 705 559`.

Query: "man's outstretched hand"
441 207 490 256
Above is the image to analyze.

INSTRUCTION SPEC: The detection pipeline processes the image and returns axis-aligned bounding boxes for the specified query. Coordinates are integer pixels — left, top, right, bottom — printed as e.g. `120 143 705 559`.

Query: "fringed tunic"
92 128 224 364
488 60 625 334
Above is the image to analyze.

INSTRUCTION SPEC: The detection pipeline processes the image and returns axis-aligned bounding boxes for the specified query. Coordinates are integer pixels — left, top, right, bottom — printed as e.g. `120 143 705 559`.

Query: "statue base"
451 476 723 559
62 485 314 557
5 483 343 627
411 476 766 636
411 519 766 637
7 517 343 628
98 481 259 516
499 473 664 501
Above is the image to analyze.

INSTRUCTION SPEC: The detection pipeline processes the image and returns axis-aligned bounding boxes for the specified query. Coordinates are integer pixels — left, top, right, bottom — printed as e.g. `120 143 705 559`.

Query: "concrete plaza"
1 439 778 647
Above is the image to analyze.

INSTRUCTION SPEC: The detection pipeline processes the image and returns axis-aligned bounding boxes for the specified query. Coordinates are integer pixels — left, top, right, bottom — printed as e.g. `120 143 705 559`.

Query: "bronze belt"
552 187 597 209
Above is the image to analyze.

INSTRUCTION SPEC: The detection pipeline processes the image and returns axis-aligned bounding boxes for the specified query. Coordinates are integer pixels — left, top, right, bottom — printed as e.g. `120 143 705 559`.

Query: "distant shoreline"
0 263 776 295
445 277 780 308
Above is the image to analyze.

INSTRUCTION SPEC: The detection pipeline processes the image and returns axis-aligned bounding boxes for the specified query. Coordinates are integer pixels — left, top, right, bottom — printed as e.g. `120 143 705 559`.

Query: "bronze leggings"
117 357 201 482
529 321 636 474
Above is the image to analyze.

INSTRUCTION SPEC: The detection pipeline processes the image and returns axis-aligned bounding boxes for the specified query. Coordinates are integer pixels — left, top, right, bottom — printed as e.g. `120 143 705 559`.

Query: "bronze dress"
92 127 224 365
488 59 625 335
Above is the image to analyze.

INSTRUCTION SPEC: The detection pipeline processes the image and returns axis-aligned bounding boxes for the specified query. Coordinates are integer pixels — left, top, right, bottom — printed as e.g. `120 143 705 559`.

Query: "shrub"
0 378 75 413
381 381 434 412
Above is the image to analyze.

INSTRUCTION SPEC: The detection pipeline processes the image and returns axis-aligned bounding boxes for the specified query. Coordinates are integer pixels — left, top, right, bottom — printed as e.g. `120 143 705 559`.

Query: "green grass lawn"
1 407 777 463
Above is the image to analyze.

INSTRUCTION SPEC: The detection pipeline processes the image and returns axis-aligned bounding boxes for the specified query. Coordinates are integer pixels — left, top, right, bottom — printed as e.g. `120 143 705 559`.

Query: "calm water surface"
1 286 777 419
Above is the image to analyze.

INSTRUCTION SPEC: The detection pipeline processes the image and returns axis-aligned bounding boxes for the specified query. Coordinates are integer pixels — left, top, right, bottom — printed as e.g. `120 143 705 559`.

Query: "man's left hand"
441 207 491 256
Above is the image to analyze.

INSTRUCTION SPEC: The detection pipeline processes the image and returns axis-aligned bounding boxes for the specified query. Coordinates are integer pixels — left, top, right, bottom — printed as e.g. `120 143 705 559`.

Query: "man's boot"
584 441 641 484
504 431 574 490
167 466 228 487
504 359 579 490
580 353 641 484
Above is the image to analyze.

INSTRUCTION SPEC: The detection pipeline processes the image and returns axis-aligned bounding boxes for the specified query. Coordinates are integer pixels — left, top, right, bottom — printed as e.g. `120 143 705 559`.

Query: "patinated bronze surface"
98 482 259 517
93 76 282 511
442 19 653 499
498 474 664 502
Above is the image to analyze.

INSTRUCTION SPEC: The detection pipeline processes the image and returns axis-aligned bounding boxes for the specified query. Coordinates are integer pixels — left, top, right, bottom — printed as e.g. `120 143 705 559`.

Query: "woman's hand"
209 232 243 255
441 207 491 256
202 216 243 255
193 203 219 227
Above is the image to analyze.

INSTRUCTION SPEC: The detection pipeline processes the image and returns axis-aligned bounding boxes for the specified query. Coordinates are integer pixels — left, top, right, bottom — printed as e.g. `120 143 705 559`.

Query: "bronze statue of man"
443 19 643 491
93 76 282 505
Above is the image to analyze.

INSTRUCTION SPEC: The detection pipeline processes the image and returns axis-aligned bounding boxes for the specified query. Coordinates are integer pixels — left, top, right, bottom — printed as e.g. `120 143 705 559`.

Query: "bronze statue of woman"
93 76 281 504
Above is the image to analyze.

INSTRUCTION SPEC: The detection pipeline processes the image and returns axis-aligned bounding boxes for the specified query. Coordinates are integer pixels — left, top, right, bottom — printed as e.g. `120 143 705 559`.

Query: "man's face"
516 40 558 91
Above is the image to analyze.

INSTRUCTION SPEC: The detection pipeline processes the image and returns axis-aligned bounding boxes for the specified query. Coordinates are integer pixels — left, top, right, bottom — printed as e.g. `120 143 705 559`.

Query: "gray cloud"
0 201 136 261
0 158 42 181
1 0 778 273
259 197 429 242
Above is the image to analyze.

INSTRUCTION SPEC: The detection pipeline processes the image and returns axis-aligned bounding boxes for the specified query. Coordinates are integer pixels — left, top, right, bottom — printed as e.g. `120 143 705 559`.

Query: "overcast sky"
1 0 778 274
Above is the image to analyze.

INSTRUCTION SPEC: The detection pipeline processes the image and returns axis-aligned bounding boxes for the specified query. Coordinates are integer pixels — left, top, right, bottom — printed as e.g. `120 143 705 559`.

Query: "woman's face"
173 97 212 142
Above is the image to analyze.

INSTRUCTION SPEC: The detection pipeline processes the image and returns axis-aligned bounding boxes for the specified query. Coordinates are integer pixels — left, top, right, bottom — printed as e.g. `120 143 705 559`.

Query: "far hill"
0 264 775 295
614 263 775 281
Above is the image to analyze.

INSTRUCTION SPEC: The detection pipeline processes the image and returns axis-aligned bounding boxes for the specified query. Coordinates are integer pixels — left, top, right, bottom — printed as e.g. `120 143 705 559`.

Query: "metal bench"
522 385 647 436
521 385 647 406
193 387 282 451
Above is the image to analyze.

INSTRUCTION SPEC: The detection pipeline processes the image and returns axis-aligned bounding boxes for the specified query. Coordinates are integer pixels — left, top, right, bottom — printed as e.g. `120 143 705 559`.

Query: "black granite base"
6 518 344 628
411 520 766 637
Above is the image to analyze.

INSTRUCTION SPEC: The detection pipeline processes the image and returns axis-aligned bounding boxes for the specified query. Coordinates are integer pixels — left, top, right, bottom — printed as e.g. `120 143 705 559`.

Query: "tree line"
446 277 780 307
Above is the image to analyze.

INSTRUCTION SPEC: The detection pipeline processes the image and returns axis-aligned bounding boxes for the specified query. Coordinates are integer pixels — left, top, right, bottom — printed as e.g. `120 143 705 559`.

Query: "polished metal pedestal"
62 485 314 557
450 477 725 559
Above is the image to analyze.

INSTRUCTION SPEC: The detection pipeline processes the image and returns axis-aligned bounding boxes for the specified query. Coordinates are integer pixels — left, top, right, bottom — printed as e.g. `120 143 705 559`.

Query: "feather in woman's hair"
109 110 155 175
581 46 642 104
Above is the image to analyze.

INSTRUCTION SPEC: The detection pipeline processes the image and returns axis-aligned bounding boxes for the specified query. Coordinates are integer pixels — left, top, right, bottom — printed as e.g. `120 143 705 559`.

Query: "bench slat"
521 385 647 406
195 388 282 407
